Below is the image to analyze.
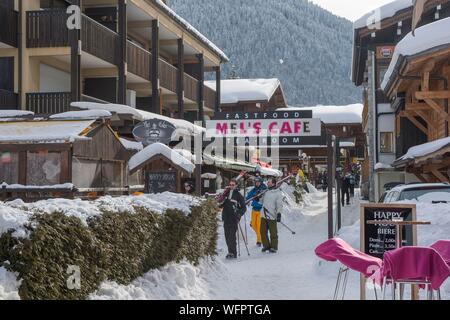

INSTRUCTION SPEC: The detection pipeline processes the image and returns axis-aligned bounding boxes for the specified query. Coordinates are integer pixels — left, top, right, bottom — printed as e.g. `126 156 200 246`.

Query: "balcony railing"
81 15 119 65
0 89 18 110
159 59 177 93
127 41 150 81
26 9 69 48
26 92 110 115
204 85 217 110
26 10 118 65
0 5 18 47
26 92 72 115
184 74 198 102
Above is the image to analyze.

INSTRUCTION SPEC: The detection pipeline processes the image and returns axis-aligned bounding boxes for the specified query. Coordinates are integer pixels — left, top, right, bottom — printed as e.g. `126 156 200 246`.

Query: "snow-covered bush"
0 197 218 299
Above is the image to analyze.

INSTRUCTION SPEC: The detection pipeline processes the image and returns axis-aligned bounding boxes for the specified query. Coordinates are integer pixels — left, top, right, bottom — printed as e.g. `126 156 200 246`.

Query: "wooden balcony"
26 92 109 115
159 59 177 93
184 74 198 102
26 10 119 65
26 92 72 115
204 85 217 111
0 5 18 47
127 41 150 80
0 90 18 110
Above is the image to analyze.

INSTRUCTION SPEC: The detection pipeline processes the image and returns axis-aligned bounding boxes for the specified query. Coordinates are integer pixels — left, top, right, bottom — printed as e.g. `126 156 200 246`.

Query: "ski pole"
279 221 296 235
238 222 251 256
237 228 241 257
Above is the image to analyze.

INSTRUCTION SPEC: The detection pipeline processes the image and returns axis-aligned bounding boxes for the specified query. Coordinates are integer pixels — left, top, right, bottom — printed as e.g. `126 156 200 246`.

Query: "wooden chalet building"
352 0 450 201
0 111 144 201
382 16 450 183
204 78 287 113
0 0 227 122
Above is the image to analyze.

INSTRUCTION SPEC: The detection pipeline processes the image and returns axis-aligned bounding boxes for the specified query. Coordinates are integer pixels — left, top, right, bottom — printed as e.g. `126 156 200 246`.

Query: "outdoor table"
366 220 431 300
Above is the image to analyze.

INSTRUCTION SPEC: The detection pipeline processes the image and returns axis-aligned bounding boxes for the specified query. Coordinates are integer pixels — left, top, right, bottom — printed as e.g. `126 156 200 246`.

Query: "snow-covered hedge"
0 195 218 299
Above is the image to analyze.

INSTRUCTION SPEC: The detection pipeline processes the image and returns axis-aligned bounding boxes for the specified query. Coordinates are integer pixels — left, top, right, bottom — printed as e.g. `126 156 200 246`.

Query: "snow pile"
119 138 143 151
1 193 201 238
0 267 20 300
397 136 450 161
375 162 393 170
90 258 229 300
0 110 34 118
278 104 363 124
128 143 195 173
204 79 281 104
0 183 74 190
0 120 95 143
50 110 112 120
382 17 450 90
0 204 31 239
354 0 413 30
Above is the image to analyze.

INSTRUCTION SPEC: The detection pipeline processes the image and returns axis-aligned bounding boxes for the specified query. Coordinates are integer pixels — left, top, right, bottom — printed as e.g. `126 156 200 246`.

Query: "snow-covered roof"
375 162 394 171
50 110 112 120
354 0 413 30
0 120 95 143
0 183 75 190
205 79 282 104
397 136 450 162
277 104 363 124
119 138 143 151
0 110 34 119
154 0 229 62
382 17 450 91
71 102 204 135
256 165 283 177
128 142 195 174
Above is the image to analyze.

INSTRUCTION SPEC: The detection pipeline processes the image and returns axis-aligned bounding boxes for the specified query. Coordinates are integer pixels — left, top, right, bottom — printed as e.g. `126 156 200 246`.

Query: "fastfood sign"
206 111 321 138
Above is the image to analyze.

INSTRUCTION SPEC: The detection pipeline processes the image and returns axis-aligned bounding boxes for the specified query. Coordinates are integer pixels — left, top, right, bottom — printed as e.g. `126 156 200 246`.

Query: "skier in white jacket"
260 177 285 253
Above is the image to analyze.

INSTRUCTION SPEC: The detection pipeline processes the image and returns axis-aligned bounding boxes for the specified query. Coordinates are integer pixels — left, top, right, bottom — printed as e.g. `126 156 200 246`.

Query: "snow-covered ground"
1 188 449 300
88 188 450 300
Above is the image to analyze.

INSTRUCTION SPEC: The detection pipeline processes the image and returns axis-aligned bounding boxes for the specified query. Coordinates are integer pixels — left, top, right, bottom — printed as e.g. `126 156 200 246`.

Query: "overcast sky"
310 0 395 21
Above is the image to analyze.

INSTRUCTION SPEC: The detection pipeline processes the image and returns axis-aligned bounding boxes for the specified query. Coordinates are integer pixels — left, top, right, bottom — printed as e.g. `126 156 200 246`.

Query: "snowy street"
91 186 450 300
91 189 365 300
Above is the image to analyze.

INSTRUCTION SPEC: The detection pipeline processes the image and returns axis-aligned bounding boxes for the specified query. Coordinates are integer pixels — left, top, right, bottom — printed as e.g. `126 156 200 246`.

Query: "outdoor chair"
380 246 450 300
315 238 383 300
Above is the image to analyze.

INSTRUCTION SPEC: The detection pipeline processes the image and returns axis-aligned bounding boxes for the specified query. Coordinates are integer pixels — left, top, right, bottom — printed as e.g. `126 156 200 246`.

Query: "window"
27 151 61 186
0 152 19 184
72 158 102 188
380 132 394 153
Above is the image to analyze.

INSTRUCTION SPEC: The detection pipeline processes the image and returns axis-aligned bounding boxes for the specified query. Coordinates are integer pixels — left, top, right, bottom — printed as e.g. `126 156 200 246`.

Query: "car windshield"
399 187 450 201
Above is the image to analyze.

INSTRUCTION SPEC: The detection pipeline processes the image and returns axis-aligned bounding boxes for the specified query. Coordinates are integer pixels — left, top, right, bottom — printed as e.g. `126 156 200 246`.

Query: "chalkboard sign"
360 203 417 259
146 171 177 194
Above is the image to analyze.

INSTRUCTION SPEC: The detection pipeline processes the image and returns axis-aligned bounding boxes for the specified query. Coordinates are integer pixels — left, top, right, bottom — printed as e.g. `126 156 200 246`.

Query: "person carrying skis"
260 177 286 253
219 179 246 259
246 177 267 247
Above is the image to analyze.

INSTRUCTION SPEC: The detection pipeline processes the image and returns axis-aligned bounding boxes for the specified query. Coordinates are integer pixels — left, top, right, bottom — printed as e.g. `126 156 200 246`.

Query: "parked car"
383 183 450 204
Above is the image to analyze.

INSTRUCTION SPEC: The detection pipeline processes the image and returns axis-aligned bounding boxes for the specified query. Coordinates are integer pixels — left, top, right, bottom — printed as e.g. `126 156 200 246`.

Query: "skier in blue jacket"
246 177 267 247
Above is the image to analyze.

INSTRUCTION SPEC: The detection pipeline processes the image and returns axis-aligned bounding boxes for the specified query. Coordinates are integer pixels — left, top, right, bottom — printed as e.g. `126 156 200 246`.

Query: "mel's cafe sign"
206 111 321 138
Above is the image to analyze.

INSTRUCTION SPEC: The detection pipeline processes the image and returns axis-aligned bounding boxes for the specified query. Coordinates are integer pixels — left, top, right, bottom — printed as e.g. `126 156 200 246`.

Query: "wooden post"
214 65 221 113
117 0 127 104
196 53 204 124
327 134 334 239
177 38 184 119
71 0 82 103
151 19 160 114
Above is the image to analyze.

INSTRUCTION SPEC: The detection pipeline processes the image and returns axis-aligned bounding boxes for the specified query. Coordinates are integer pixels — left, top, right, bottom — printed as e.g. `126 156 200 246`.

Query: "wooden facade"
385 48 450 183
0 120 143 201
0 0 226 122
